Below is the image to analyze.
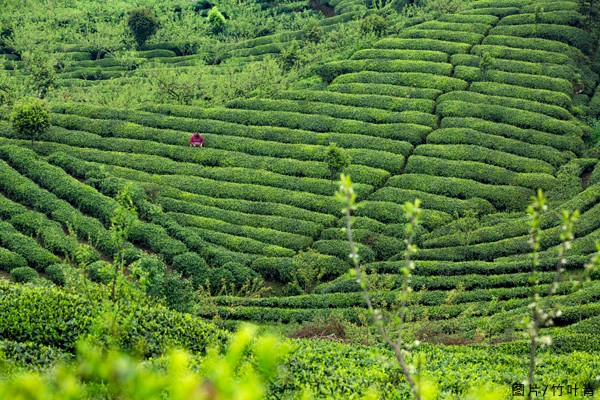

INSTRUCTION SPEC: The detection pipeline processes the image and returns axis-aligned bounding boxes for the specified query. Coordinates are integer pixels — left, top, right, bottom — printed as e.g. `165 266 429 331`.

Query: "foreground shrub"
10 266 39 283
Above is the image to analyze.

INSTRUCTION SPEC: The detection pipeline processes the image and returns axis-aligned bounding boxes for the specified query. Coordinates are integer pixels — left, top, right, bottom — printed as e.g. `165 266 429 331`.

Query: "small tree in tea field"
326 142 351 179
127 8 159 48
10 97 50 145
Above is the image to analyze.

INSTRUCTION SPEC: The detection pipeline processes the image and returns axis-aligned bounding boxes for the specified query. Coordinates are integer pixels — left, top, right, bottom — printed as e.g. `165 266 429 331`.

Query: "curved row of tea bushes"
42 115 405 177
332 71 469 92
52 103 423 153
468 81 572 109
0 247 28 273
500 10 582 26
0 146 189 264
396 29 484 45
319 228 403 260
388 174 532 211
414 20 491 34
159 197 322 238
0 281 227 355
438 91 572 120
350 49 449 62
471 44 574 66
109 165 342 215
356 201 453 230
315 59 453 83
0 158 134 262
167 211 310 252
51 145 374 198
425 129 569 168
452 55 576 84
489 24 593 53
0 222 60 271
374 38 471 54
440 117 583 154
437 100 583 136
328 83 443 102
272 90 436 113
454 66 574 94
37 124 390 185
405 155 557 191
460 7 520 18
171 222 295 258
368 187 496 216
414 144 555 173
438 13 499 24
226 97 437 124
482 35 582 59
312 239 376 264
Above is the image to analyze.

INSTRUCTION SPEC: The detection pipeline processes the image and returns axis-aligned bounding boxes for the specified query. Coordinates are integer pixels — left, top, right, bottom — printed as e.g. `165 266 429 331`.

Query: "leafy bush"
172 252 208 287
88 260 114 284
329 82 442 100
397 28 484 45
127 8 159 47
45 264 67 286
325 142 351 179
489 24 593 54
222 262 261 288
468 81 572 109
351 49 448 62
10 97 50 144
11 266 39 283
471 44 573 67
315 59 453 83
332 71 468 92
207 6 226 35
482 35 582 59
0 248 27 272
440 117 583 154
0 221 60 271
360 14 387 36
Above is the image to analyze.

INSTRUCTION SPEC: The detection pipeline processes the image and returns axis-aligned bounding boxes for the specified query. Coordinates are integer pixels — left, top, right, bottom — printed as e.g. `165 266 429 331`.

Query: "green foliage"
88 260 114 284
325 142 351 179
207 6 226 35
0 247 27 273
9 97 50 143
361 14 388 36
45 264 67 286
10 266 39 283
127 8 159 48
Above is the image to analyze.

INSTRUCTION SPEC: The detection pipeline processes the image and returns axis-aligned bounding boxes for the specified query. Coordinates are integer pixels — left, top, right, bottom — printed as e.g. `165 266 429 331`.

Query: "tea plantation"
1 0 600 398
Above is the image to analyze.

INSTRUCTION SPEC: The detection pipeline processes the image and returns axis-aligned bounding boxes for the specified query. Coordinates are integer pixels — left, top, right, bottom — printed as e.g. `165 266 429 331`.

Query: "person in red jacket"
190 132 204 147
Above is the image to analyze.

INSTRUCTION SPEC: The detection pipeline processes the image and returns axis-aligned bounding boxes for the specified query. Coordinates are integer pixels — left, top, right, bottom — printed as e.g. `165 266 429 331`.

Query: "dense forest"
1 0 600 398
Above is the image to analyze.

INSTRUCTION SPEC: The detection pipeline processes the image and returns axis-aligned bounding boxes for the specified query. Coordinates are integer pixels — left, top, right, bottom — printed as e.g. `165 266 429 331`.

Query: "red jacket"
190 134 204 145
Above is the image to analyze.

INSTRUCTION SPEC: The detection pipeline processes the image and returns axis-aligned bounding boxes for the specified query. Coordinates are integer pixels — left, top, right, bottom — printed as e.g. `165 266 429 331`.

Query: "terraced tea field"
1 0 600 397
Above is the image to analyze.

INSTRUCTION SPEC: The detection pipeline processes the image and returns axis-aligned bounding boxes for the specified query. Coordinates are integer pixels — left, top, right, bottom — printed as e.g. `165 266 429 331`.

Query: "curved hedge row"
328 83 442 100
414 144 555 174
51 146 374 198
439 117 583 154
53 103 418 154
461 7 520 17
315 59 453 83
453 67 574 94
497 10 582 26
405 155 557 190
158 197 322 238
396 29 484 45
438 90 572 120
521 1 580 13
368 187 496 216
167 211 310 252
438 13 499 24
0 222 60 271
109 165 342 215
45 114 410 174
489 24 593 54
319 228 403 260
387 174 533 211
332 71 468 92
414 21 490 34
273 90 437 113
356 200 453 229
426 128 570 168
471 44 574 66
226 97 436 124
437 100 583 137
350 49 449 62
482 35 582 59
374 38 471 54
312 240 376 264
0 247 28 273
468 81 572 109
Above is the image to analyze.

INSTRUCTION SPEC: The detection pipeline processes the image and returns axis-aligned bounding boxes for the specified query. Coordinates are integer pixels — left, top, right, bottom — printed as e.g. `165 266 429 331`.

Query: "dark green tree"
325 142 351 179
127 8 159 48
360 14 388 36
9 97 50 145
207 6 226 35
